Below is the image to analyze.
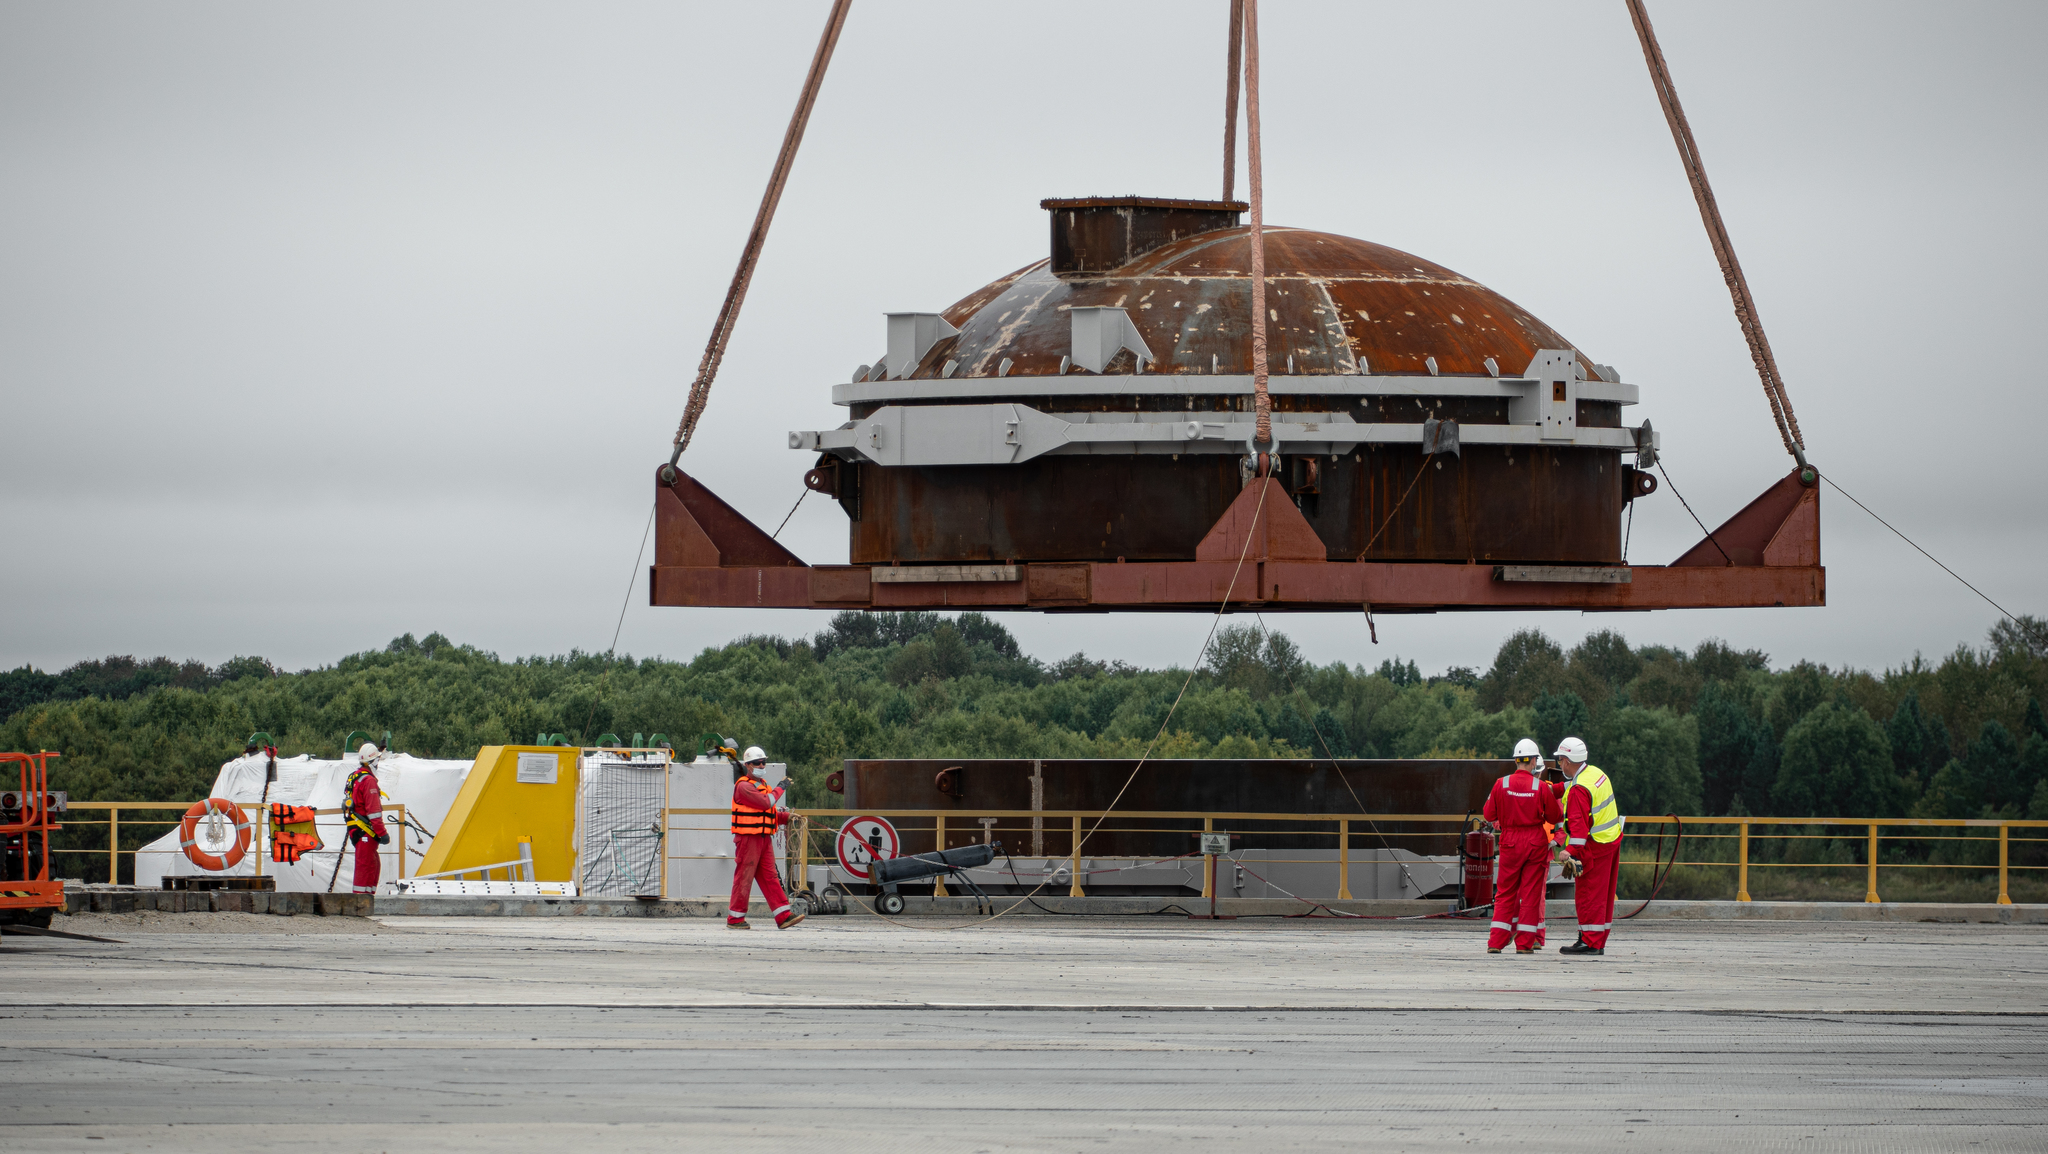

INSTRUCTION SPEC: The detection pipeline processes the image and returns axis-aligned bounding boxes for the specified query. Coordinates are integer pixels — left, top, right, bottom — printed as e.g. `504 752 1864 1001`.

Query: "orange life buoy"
179 798 253 871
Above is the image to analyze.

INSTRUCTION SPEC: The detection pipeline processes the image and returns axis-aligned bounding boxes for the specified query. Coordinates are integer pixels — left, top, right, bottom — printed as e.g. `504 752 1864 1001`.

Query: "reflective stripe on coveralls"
1482 770 1562 951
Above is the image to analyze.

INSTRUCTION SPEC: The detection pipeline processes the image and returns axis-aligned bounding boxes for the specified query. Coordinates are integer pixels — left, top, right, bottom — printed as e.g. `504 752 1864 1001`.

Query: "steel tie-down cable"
1252 611 1426 901
1818 470 2021 625
836 477 1276 930
1656 459 1733 566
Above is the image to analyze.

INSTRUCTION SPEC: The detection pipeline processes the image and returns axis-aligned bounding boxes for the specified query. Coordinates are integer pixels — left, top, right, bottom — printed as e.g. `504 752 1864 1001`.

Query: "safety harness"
342 766 380 842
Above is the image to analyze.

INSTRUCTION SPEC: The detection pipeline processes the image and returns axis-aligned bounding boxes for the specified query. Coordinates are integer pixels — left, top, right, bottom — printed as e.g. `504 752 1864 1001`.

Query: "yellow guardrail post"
1337 818 1353 900
1201 816 1214 900
1866 824 1881 903
1069 815 1085 897
1999 823 2012 905
1737 822 1751 902
933 814 948 897
109 805 119 885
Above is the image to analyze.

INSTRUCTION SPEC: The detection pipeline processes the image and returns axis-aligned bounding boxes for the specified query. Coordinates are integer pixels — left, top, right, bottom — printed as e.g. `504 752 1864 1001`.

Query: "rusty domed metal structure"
648 0 1821 618
652 197 1820 614
800 199 1641 570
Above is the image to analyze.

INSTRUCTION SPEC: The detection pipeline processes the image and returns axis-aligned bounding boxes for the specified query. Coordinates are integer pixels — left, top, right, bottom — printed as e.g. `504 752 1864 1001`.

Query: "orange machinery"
1 752 65 930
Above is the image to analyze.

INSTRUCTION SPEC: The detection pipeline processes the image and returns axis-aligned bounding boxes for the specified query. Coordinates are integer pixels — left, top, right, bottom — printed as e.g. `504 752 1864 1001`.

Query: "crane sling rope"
666 0 852 472
1627 0 1806 467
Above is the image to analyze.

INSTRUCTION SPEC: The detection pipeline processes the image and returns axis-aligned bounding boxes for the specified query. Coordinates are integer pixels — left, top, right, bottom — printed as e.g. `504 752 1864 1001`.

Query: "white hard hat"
358 742 382 764
1554 736 1588 763
1513 738 1541 759
743 745 768 764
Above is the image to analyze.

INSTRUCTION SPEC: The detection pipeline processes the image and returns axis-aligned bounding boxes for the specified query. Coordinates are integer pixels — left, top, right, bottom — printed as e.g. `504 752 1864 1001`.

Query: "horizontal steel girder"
649 557 1823 612
649 465 1822 613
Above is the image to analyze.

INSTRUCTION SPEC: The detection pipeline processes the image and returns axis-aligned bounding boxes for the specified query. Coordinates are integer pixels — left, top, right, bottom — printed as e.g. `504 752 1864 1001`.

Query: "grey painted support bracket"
833 372 1639 407
790 404 1659 467
1496 565 1634 584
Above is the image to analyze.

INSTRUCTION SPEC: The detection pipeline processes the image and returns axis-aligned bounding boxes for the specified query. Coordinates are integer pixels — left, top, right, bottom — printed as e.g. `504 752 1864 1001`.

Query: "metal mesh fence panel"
576 754 668 896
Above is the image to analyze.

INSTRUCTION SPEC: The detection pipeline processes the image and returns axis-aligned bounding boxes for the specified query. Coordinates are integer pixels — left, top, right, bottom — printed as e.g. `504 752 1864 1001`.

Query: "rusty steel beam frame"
649 464 1823 613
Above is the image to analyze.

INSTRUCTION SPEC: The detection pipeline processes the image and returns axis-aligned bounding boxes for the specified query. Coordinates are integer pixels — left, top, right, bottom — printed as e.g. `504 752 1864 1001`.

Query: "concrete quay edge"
60 887 374 917
364 894 2048 924
54 885 2047 924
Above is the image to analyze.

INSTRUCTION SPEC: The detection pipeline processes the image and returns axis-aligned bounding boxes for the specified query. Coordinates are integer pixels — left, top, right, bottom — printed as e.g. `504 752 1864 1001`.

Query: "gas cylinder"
1461 826 1497 910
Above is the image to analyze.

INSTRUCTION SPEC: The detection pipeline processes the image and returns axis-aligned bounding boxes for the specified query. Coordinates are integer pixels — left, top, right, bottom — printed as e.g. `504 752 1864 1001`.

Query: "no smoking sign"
834 815 900 881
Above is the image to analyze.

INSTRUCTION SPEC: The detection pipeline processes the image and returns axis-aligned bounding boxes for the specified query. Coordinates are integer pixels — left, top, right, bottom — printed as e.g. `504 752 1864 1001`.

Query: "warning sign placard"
834 815 900 881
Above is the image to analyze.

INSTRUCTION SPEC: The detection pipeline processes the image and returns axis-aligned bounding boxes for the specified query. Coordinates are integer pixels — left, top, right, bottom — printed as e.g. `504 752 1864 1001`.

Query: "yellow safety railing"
659 808 2048 906
59 800 2048 904
60 801 411 886
1612 815 2048 905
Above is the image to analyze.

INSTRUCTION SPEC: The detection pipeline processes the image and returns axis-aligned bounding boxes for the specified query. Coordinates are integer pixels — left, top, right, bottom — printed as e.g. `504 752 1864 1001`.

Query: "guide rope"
579 498 658 742
835 478 1276 930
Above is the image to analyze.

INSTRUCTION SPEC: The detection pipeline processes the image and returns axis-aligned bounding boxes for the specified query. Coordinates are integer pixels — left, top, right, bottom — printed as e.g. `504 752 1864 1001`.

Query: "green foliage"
1 653 278 719
1693 681 1758 815
1478 630 1565 711
1885 691 1936 783
1917 719 2048 820
1773 702 1906 818
1598 706 1702 817
1571 630 1644 693
1375 658 1421 687
1765 662 1833 741
1205 624 1306 699
1990 615 2048 662
7 613 2046 835
1532 691 1591 758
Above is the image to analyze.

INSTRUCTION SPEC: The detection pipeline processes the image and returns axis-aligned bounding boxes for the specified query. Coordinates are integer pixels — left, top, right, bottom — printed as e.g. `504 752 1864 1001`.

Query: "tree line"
6 612 2046 830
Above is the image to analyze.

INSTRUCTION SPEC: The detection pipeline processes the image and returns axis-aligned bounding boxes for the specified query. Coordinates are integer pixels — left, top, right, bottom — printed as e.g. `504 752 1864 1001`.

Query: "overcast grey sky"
3 1 2042 677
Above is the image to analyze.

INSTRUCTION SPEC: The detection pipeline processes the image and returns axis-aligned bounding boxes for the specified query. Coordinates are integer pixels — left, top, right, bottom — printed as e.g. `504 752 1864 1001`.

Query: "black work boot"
1560 940 1603 956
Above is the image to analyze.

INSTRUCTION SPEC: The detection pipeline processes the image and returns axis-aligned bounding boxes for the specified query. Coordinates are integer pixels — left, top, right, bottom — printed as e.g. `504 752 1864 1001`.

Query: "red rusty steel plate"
651 559 1823 611
1673 469 1819 567
841 757 1503 861
650 466 1822 612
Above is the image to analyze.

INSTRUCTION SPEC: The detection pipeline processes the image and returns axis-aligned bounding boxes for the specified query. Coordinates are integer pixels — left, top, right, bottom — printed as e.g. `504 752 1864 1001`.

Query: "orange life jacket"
270 803 323 863
731 776 779 836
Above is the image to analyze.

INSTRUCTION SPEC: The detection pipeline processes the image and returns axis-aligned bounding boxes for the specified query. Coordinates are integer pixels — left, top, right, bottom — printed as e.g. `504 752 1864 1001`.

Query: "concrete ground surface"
4 913 2044 1152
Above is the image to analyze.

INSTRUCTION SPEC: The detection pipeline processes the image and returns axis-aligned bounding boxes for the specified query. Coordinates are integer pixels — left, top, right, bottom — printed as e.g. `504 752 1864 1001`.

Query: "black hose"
1619 814 1682 920
1001 854 1208 918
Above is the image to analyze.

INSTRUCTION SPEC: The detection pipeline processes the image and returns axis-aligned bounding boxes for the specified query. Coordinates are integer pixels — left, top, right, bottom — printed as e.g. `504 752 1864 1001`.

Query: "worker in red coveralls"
1551 736 1624 956
343 742 389 895
1482 738 1564 955
728 745 805 930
